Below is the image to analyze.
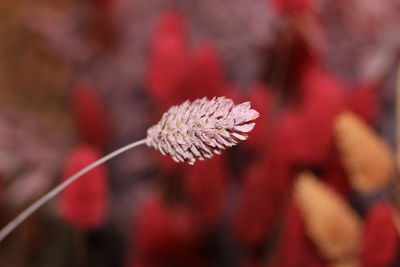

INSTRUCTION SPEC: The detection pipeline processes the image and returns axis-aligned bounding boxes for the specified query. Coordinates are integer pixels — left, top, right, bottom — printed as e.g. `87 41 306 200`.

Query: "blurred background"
0 0 400 266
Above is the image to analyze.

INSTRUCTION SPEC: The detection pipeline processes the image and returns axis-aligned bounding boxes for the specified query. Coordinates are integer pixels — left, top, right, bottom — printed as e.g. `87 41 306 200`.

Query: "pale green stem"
0 138 147 243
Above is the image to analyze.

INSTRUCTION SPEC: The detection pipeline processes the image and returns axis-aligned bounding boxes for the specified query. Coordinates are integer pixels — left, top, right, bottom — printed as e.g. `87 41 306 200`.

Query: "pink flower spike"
146 97 259 164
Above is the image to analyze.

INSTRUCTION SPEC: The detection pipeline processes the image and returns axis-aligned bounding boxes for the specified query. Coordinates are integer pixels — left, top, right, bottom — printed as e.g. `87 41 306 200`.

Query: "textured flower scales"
146 97 259 164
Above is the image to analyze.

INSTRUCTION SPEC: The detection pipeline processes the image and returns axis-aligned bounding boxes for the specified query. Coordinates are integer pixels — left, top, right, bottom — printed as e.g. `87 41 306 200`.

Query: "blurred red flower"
274 62 345 166
90 0 116 8
183 155 229 227
59 144 108 230
346 82 379 124
147 11 189 108
273 0 316 17
70 84 111 150
184 42 228 100
359 201 399 267
234 158 288 247
295 63 346 164
275 201 325 267
132 194 198 263
147 12 237 109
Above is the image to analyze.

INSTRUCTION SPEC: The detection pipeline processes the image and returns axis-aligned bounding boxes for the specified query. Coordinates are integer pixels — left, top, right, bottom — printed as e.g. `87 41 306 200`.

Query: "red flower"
278 63 346 165
70 84 111 150
271 108 301 164
183 155 229 227
59 144 108 230
273 0 316 17
147 11 189 108
132 194 198 263
234 158 288 247
360 202 399 267
134 195 173 260
184 42 228 100
301 65 345 159
90 0 116 8
275 201 325 267
347 82 379 124
273 59 378 170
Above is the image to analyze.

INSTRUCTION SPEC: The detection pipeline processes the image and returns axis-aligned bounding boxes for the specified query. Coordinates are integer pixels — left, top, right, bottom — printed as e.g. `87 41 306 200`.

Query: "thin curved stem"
0 138 147 243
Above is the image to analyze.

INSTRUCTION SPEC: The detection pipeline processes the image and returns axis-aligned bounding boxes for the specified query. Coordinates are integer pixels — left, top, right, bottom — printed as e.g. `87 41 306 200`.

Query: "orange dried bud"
335 112 393 193
294 172 361 262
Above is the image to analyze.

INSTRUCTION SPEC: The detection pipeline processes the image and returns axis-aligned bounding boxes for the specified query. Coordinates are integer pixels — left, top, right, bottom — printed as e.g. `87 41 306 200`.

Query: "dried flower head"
335 112 393 193
294 172 361 262
146 97 259 164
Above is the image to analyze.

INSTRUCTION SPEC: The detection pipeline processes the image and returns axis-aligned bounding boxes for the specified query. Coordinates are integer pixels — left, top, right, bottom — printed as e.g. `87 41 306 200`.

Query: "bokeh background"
0 0 400 266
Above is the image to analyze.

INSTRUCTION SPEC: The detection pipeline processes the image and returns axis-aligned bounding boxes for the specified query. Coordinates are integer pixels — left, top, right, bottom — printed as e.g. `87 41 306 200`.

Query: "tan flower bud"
295 172 362 262
335 112 393 193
